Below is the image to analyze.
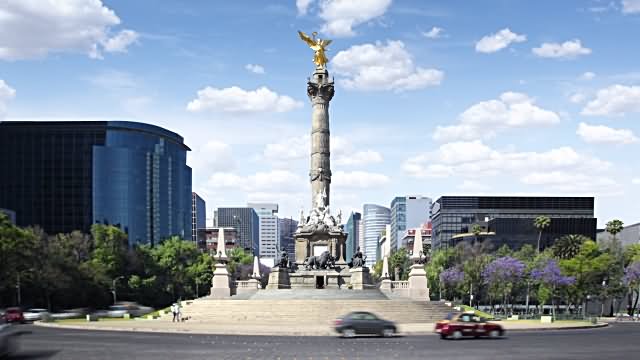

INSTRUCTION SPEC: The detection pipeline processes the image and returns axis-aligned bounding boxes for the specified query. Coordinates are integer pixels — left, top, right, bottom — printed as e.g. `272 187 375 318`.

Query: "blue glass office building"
0 121 192 246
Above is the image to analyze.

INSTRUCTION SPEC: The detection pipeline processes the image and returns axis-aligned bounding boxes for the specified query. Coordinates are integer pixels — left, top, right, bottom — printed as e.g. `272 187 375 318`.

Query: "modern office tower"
431 196 596 250
362 204 391 267
192 192 206 245
345 212 362 260
0 121 192 246
248 203 279 260
278 217 298 259
390 196 432 251
216 207 259 254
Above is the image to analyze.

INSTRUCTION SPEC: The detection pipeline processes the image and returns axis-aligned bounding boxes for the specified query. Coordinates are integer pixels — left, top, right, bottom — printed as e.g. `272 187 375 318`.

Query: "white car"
106 304 154 318
23 308 49 322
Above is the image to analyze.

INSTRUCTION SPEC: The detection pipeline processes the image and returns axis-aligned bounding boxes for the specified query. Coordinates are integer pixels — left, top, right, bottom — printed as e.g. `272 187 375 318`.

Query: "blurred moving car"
334 311 397 338
106 303 154 318
0 319 30 357
435 312 504 339
23 308 49 322
2 308 24 324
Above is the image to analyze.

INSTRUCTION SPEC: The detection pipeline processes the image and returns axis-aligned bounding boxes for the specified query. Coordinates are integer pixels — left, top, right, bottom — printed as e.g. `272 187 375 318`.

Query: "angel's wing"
320 39 332 47
298 30 315 47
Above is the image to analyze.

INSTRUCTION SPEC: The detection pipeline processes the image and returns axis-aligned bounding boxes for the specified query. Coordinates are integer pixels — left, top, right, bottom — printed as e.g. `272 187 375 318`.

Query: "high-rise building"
278 217 298 259
191 192 206 245
431 196 596 250
390 196 432 251
345 212 361 260
362 204 391 267
216 207 259 254
0 121 192 246
248 203 279 260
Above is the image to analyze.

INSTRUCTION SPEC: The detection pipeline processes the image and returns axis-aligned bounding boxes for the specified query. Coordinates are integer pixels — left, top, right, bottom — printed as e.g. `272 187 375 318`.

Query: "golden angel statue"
298 30 332 68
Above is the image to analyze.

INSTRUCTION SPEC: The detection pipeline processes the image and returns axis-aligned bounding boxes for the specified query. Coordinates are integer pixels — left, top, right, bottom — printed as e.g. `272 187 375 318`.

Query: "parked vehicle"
435 312 504 339
2 308 24 324
106 303 154 318
23 308 49 322
334 311 397 338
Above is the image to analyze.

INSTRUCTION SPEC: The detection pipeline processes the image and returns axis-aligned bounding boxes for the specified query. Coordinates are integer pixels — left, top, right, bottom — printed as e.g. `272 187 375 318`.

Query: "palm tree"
552 234 589 259
605 219 624 243
534 216 551 253
470 224 483 245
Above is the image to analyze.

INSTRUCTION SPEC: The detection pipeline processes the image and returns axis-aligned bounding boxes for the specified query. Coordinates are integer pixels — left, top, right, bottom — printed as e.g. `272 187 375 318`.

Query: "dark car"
334 311 397 338
435 312 504 339
2 308 24 324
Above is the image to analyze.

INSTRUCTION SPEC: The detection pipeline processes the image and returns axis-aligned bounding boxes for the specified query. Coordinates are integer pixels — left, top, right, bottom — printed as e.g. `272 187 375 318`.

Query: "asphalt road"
5 323 639 360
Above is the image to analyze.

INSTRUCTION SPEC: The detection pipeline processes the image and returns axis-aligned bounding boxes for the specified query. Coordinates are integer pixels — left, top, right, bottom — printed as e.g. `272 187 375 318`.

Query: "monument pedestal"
210 262 231 298
349 267 371 290
266 267 291 289
408 264 429 300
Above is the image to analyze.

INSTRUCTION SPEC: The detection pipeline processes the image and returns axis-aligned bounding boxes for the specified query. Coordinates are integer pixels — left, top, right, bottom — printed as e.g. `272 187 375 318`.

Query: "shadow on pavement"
8 350 60 359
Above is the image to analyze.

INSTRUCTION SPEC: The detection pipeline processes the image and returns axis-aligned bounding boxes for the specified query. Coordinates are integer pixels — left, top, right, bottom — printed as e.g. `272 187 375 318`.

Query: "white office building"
248 203 279 260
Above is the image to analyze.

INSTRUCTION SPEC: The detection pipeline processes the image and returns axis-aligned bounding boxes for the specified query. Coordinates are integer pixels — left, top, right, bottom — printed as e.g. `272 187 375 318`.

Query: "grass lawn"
54 317 134 324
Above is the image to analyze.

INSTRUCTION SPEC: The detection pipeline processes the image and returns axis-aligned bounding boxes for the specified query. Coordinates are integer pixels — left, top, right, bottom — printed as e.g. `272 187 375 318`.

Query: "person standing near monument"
170 303 178 323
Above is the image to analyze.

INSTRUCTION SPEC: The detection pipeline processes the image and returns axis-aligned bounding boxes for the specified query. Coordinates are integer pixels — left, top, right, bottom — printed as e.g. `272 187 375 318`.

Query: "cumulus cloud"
331 40 444 92
333 170 390 188
296 0 314 15
633 178 640 185
622 0 640 13
0 0 138 60
187 86 303 113
188 140 235 171
569 93 587 104
576 122 638 144
206 170 302 192
0 79 16 119
245 64 265 74
423 27 444 39
532 39 591 59
475 28 526 53
580 71 596 80
404 141 619 195
334 150 383 166
458 180 490 192
581 84 640 116
433 92 560 142
318 0 392 37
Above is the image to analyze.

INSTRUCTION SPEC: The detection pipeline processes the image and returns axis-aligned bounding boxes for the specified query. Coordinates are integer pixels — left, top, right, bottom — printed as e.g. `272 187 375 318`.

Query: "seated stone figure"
350 247 365 268
276 248 289 268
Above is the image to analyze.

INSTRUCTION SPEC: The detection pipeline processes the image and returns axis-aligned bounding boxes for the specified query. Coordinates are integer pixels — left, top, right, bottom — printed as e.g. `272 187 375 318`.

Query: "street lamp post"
112 276 125 304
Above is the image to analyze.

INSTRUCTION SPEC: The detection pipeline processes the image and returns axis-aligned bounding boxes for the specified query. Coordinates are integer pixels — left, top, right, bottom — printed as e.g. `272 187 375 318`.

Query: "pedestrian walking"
171 303 178 322
177 302 183 322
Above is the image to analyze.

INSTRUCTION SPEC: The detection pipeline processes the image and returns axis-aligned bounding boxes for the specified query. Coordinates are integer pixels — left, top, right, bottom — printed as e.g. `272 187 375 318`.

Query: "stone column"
307 68 334 209
210 227 231 298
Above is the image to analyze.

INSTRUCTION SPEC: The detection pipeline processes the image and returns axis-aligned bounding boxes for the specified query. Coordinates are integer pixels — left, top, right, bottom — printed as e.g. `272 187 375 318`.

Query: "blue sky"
1 0 640 227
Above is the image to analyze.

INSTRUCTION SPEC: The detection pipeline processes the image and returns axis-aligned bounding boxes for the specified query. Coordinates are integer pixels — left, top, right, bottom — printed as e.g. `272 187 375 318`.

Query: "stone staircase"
168 290 452 325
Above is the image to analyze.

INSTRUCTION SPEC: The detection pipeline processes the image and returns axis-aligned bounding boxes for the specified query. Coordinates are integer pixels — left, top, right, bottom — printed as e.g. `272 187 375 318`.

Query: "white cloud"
576 122 638 144
433 92 560 142
521 171 619 195
206 170 302 192
633 178 640 185
187 86 302 113
622 0 640 13
532 39 591 59
102 29 139 53
334 150 383 166
296 0 315 15
580 71 596 80
333 170 390 188
581 84 640 116
475 28 526 53
245 64 265 74
188 140 235 171
318 0 392 37
263 135 308 163
423 27 444 39
458 180 490 192
569 93 587 104
331 40 444 92
0 79 15 118
0 0 138 60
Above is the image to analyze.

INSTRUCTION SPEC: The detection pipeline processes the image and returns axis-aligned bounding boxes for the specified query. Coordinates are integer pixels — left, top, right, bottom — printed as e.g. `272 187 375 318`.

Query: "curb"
34 321 609 337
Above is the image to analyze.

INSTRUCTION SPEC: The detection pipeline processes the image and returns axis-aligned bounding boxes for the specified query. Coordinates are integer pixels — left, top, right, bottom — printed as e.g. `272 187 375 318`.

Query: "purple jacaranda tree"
623 262 640 316
482 257 526 315
531 259 575 319
440 267 464 301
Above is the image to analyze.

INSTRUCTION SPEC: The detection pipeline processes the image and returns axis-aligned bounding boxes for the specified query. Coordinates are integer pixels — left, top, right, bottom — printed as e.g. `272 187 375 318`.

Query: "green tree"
534 216 551 253
226 247 254 279
0 213 39 303
605 219 624 242
390 248 410 280
151 236 201 300
187 253 214 298
470 224 483 245
426 248 457 300
553 234 590 260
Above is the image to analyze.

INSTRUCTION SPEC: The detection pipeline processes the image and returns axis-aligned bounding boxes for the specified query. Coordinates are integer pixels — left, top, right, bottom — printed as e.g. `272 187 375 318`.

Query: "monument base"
210 262 231 298
349 267 371 290
289 268 350 289
408 264 429 301
266 267 291 289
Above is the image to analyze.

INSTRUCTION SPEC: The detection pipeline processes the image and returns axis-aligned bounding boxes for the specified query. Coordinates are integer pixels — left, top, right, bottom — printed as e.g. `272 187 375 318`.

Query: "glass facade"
217 207 259 254
362 204 391 267
278 217 298 259
431 196 596 250
248 203 279 259
0 121 192 246
192 192 206 244
390 196 431 251
345 212 361 260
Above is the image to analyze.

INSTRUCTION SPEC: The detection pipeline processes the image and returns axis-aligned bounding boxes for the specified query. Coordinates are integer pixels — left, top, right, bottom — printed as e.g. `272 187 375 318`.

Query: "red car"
2 308 24 324
435 312 504 339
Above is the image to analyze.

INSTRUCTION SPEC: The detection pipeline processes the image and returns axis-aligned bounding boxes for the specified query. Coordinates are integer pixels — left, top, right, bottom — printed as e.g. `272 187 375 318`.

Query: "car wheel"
440 334 447 339
342 328 356 338
452 330 463 340
489 330 500 338
382 327 395 338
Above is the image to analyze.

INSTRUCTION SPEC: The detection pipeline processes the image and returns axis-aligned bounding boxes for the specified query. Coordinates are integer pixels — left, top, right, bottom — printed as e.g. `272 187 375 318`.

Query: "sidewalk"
36 319 608 336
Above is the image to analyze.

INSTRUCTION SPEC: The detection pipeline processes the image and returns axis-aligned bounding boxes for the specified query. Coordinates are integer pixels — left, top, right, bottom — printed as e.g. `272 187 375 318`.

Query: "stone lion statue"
303 251 335 270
